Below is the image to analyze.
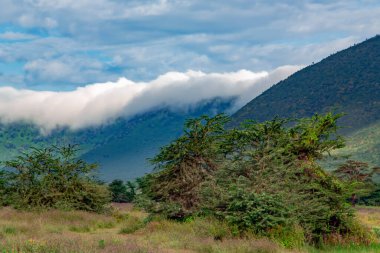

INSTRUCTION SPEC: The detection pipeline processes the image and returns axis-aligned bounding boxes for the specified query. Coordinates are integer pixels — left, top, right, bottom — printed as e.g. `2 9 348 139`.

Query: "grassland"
319 121 380 174
0 204 379 253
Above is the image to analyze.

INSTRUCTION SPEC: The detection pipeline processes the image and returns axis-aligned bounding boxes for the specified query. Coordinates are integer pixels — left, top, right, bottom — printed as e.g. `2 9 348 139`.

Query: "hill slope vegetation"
232 35 380 133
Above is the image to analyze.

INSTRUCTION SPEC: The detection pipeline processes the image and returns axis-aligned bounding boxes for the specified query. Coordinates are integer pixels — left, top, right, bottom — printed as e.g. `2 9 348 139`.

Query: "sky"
0 0 379 129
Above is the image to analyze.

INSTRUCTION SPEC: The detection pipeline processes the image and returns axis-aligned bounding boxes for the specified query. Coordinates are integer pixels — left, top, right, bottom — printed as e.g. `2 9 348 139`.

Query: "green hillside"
338 121 380 166
232 35 380 133
322 120 380 169
0 99 234 181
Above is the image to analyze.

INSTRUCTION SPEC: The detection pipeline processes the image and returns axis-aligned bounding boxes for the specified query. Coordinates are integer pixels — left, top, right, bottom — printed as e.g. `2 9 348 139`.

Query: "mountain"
0 98 234 181
232 35 380 167
232 35 380 133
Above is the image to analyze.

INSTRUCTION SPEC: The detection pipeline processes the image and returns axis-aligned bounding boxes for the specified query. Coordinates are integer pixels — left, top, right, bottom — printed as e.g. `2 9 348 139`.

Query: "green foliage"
221 190 292 235
1 145 111 213
334 160 380 182
231 36 380 180
289 113 345 160
3 226 17 235
137 112 370 245
359 187 380 206
109 180 127 202
269 225 305 249
119 216 145 234
98 239 106 249
139 114 229 218
327 121 380 169
69 225 92 233
332 160 380 205
0 170 13 206
109 180 136 203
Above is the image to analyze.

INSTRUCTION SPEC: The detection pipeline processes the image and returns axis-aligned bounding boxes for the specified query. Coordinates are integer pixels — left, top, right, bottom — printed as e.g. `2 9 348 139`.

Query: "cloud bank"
0 66 300 132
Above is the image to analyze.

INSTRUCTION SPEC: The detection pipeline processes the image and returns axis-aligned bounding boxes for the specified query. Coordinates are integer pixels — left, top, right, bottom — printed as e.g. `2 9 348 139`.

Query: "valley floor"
0 204 379 253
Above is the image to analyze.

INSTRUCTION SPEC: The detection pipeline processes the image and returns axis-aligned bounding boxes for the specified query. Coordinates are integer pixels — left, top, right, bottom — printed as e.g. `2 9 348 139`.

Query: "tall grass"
0 205 378 252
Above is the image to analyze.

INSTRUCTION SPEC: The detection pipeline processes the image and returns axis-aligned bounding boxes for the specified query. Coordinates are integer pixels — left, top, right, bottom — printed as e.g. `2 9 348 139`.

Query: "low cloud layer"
0 66 300 132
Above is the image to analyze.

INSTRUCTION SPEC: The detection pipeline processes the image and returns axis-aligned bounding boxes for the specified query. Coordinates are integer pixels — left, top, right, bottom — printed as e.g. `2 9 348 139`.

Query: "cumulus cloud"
23 56 109 87
0 66 300 132
0 0 378 88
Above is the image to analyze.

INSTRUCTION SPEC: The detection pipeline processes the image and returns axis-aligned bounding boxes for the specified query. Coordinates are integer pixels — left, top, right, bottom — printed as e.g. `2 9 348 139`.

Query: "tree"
201 113 353 242
109 180 128 203
142 114 229 218
109 180 136 203
333 160 380 206
1 145 111 212
136 113 367 244
333 160 380 182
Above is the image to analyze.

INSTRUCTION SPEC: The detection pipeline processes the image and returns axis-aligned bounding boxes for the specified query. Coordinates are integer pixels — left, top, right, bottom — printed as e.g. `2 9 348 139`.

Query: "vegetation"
0 145 111 213
232 35 380 133
140 114 229 219
108 179 136 203
330 160 380 207
136 113 377 247
0 204 377 253
0 112 380 251
324 121 380 171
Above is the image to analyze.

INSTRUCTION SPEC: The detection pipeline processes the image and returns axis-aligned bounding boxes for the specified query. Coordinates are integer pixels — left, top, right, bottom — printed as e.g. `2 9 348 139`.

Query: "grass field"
0 204 379 253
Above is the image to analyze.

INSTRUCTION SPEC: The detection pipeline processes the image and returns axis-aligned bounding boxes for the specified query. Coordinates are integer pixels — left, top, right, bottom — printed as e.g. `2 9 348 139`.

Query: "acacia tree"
109 180 136 203
143 114 229 218
333 160 380 205
334 160 380 182
2 145 111 212
202 113 355 242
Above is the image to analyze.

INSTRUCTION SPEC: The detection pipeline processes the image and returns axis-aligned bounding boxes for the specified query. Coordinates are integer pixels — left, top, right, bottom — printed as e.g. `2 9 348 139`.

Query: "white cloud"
0 0 378 88
0 66 300 132
23 56 107 86
18 15 58 29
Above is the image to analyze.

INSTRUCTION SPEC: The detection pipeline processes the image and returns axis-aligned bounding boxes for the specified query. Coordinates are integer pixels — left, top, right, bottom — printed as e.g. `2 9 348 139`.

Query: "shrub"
359 187 380 206
1 145 111 213
119 216 145 234
3 226 17 235
220 190 292 236
269 225 305 249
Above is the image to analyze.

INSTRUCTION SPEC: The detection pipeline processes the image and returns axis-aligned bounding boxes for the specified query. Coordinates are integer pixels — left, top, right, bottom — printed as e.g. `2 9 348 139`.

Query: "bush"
0 145 111 213
119 216 145 234
360 187 380 206
109 180 136 203
269 225 305 249
219 190 292 235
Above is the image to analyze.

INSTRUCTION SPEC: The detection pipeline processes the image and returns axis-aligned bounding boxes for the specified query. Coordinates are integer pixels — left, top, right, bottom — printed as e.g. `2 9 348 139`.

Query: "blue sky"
0 0 379 90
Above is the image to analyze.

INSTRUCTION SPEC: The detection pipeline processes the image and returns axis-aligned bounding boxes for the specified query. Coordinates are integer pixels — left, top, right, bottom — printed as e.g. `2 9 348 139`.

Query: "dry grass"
356 206 380 229
0 204 287 253
1 205 379 252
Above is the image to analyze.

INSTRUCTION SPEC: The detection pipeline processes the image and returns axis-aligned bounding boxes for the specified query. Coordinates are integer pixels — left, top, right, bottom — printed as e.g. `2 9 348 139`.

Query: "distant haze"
0 66 300 132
